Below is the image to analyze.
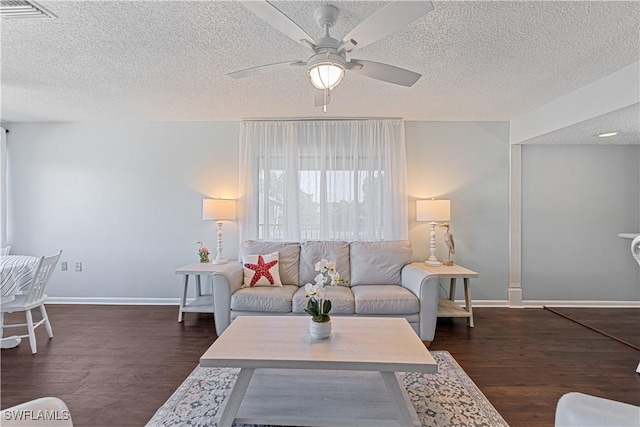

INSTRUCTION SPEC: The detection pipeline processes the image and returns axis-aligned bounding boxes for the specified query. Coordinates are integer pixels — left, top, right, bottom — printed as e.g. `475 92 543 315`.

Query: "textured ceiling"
0 0 639 124
519 103 640 146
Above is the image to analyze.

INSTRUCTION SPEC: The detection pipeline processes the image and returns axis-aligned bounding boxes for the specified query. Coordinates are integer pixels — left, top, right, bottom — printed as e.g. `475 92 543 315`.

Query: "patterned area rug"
147 351 508 427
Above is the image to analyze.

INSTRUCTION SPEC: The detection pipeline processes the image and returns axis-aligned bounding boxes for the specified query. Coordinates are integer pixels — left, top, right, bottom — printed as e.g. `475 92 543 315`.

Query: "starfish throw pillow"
242 252 283 287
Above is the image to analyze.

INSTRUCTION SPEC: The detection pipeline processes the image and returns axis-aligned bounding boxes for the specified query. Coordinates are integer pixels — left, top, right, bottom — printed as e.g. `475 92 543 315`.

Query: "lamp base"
425 259 442 267
442 260 454 266
212 258 227 265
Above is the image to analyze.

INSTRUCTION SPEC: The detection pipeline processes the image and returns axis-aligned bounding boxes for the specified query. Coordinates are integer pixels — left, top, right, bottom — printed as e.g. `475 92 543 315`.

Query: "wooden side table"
413 262 479 327
175 262 235 322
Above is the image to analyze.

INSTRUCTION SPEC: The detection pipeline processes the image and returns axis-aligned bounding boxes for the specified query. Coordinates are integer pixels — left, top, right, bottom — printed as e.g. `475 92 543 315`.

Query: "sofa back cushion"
239 241 300 286
349 241 413 286
299 241 350 286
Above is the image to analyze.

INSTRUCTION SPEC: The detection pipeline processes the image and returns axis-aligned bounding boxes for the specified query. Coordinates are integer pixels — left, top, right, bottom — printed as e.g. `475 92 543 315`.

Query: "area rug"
146 351 509 427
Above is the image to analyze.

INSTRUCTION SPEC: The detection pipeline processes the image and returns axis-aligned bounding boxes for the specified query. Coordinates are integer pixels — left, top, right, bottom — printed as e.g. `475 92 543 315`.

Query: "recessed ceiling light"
597 132 619 138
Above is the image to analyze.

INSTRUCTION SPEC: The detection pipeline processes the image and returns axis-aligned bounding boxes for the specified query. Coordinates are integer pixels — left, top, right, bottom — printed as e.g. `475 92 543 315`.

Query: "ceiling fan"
229 1 434 111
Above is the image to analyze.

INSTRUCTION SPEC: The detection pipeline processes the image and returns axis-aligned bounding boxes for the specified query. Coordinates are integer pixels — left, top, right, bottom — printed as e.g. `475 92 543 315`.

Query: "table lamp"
416 199 451 267
203 198 236 264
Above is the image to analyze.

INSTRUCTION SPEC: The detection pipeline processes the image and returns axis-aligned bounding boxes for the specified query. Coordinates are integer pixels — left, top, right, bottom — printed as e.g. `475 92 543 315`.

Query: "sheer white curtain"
239 119 408 242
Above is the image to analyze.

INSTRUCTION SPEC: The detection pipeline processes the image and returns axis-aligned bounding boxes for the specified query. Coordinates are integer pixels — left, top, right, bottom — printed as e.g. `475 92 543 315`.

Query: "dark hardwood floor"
1 306 639 427
543 307 640 350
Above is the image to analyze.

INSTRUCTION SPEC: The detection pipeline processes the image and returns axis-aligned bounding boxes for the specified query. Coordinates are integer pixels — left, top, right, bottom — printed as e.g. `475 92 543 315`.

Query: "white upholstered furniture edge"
555 392 640 427
210 240 440 341
1 397 73 426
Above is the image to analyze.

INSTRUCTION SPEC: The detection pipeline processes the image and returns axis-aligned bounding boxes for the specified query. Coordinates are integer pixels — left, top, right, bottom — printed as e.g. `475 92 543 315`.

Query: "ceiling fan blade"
341 1 434 53
241 1 316 50
314 89 331 108
347 60 421 87
229 60 306 79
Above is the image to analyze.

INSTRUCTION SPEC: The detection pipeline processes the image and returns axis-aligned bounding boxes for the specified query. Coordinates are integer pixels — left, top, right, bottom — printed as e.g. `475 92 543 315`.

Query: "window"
239 120 408 242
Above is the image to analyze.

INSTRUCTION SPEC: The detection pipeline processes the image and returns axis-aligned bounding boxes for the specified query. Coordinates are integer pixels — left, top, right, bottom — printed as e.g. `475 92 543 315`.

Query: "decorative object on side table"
196 241 210 263
202 198 237 264
304 259 347 339
438 223 455 266
416 199 451 266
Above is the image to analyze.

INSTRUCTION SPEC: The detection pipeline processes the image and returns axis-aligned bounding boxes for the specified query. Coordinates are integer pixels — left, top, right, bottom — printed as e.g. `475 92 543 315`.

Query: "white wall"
405 122 510 301
7 122 240 299
521 144 640 301
7 120 513 302
9 121 638 304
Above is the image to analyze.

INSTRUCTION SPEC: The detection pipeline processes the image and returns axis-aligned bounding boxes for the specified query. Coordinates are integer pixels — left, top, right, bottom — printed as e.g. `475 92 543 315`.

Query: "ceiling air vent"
0 0 57 19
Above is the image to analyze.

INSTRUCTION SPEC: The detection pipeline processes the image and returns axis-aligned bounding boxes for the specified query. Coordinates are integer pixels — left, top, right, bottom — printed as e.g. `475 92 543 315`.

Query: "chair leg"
40 304 53 338
25 309 37 354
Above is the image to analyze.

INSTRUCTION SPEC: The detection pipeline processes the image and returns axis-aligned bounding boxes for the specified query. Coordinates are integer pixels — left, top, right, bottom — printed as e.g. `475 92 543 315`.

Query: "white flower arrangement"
304 259 347 323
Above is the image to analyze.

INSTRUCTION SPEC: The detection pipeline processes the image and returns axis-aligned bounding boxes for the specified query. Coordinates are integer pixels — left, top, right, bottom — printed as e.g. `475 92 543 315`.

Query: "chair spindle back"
24 250 62 305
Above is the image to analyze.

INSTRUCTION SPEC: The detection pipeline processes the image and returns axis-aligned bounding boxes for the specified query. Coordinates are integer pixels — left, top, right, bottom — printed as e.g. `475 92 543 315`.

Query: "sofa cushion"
241 252 282 287
351 285 419 315
291 286 355 314
349 241 413 286
299 241 350 286
230 285 298 312
239 241 300 286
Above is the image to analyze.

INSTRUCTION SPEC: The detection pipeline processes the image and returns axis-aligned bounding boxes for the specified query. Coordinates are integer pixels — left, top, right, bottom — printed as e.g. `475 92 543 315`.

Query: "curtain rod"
242 117 402 122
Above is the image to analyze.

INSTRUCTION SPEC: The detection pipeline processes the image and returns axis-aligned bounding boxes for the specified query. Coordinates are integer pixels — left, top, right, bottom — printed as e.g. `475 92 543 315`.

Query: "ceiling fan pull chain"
323 89 328 113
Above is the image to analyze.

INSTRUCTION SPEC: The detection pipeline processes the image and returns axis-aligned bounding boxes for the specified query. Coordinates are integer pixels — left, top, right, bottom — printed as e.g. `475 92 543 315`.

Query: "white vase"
309 319 331 339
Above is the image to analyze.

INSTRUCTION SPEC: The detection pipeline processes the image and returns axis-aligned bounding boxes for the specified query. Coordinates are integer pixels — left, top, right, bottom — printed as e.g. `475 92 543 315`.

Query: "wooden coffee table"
200 316 437 427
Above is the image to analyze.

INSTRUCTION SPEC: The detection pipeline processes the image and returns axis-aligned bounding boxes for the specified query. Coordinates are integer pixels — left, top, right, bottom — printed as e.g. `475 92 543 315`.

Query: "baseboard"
458 300 510 307
508 287 523 307
46 297 180 305
46 297 640 309
534 300 640 308
454 300 640 308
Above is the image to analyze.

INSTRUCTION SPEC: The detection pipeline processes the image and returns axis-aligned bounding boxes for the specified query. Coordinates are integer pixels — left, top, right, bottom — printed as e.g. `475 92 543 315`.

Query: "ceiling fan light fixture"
308 62 345 90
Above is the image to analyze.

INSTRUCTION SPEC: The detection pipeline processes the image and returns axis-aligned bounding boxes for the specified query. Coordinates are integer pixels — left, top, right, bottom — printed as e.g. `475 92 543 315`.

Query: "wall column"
509 144 523 307
0 128 7 247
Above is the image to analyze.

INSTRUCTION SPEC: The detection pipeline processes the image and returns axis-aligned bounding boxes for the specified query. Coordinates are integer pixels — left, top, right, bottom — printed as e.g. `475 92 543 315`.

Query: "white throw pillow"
242 251 283 288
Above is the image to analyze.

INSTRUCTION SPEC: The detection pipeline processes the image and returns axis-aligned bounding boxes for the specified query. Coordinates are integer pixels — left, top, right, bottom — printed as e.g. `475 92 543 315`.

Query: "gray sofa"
211 240 440 341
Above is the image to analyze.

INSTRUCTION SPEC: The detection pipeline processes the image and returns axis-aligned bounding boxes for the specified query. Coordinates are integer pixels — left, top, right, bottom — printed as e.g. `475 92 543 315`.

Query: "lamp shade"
416 199 450 222
202 199 236 221
308 62 345 90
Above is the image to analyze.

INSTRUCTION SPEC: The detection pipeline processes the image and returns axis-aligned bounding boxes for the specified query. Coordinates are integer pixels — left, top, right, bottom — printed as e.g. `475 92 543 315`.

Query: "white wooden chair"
1 397 73 426
1 246 11 255
1 250 62 354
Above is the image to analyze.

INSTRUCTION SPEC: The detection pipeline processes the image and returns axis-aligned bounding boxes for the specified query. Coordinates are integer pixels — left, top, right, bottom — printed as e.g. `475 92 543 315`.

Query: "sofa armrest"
212 262 244 336
401 264 440 341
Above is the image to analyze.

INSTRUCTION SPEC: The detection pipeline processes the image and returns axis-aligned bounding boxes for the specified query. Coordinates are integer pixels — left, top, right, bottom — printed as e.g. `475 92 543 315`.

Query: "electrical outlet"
61 261 68 271
74 262 82 272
